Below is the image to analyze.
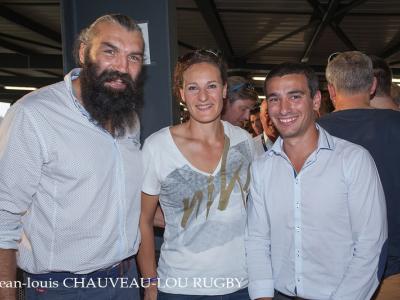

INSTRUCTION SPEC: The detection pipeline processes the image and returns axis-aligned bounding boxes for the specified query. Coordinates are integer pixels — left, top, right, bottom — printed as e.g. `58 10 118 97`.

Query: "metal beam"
307 0 357 51
301 0 341 63
0 68 26 76
329 22 357 50
0 2 59 6
389 60 400 66
0 53 62 69
178 40 197 50
242 0 367 59
177 7 312 15
382 41 400 59
0 76 61 88
37 69 62 77
0 33 61 51
194 0 234 59
242 21 319 59
0 38 39 55
0 4 61 44
306 0 357 52
177 5 399 17
232 62 400 76
334 0 369 17
234 62 327 73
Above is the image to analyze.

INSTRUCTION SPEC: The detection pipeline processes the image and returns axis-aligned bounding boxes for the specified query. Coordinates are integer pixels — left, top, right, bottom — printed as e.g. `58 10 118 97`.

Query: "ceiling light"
4 86 37 91
392 78 400 83
258 95 266 99
252 76 266 81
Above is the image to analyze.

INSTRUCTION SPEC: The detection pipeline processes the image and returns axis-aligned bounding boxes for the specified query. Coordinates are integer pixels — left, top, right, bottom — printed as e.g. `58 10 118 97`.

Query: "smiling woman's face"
179 62 227 124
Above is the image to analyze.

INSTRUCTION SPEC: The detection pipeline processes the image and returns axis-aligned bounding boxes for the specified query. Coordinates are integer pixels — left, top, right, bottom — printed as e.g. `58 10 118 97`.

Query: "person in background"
221 76 258 127
253 99 277 157
138 49 253 300
318 51 400 300
0 14 145 300
246 62 387 300
249 107 263 136
318 90 335 116
390 83 400 108
370 55 400 111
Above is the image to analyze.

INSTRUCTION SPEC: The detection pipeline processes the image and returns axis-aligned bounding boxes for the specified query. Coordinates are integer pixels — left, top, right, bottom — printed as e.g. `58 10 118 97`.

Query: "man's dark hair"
250 106 260 115
264 62 319 97
370 55 392 97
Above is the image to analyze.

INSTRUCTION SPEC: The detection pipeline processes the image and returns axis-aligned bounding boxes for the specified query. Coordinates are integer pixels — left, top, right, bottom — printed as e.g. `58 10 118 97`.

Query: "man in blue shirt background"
318 51 400 299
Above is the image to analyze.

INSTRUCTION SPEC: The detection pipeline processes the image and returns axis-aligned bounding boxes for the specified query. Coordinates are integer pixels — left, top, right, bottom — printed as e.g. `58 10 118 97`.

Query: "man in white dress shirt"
246 62 387 300
0 14 145 300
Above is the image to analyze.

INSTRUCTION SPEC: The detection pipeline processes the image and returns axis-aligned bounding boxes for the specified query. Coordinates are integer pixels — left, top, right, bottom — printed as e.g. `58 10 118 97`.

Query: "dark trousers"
158 288 250 299
274 290 306 300
24 257 140 300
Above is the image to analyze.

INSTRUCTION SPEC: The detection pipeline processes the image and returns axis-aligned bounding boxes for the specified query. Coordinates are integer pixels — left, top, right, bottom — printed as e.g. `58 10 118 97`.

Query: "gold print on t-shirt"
181 190 203 228
180 136 250 228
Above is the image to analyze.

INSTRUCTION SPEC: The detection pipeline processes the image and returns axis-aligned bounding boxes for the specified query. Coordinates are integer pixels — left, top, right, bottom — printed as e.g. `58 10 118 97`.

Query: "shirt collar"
269 123 335 157
64 68 93 119
263 131 269 143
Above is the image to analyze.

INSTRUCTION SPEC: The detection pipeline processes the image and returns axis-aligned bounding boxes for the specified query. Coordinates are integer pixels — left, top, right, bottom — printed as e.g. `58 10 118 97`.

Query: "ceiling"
1 0 400 102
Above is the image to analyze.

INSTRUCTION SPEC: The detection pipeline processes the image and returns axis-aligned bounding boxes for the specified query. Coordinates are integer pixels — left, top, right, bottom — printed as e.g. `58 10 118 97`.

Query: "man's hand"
0 249 17 300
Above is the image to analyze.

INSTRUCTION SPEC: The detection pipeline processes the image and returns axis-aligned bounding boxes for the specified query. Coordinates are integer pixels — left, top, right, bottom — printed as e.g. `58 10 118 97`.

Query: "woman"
221 76 258 127
137 49 254 299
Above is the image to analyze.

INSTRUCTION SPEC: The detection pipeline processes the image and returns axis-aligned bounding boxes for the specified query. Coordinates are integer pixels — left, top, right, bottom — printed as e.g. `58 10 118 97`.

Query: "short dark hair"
370 55 392 97
264 62 319 97
250 106 260 115
173 49 227 102
74 14 143 66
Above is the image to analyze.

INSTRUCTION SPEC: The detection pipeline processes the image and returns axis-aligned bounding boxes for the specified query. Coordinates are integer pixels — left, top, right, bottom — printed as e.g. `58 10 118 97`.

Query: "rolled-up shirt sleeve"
245 161 274 299
331 148 388 300
0 103 45 249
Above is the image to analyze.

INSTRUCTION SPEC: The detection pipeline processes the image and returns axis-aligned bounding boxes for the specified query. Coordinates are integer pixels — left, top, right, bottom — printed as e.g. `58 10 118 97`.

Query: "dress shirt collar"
64 68 91 119
269 123 335 158
263 131 269 144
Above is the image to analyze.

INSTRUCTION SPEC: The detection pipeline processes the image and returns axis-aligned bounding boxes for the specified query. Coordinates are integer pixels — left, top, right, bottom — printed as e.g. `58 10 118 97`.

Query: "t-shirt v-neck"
167 123 228 177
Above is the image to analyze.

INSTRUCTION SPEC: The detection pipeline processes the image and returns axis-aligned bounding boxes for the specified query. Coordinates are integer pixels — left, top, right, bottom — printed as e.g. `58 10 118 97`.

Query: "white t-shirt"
142 121 254 295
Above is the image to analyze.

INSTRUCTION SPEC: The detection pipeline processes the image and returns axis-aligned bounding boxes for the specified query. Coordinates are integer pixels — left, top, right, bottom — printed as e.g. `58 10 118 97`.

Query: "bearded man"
0 14 144 300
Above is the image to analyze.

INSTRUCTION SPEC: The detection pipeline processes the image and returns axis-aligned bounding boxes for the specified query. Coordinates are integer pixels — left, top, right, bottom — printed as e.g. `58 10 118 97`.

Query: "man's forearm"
0 249 17 300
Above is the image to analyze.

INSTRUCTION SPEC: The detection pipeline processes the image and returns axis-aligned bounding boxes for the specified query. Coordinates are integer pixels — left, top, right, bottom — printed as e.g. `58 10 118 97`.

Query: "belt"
276 290 306 300
25 256 133 281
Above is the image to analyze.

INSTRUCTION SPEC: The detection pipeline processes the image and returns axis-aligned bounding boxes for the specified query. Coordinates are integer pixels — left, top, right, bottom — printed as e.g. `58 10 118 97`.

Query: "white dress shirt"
253 132 274 158
0 69 143 274
246 125 387 300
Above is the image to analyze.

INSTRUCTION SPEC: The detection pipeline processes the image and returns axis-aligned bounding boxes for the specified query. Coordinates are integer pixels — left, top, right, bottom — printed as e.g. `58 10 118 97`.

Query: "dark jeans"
273 290 306 300
158 288 250 299
24 257 140 300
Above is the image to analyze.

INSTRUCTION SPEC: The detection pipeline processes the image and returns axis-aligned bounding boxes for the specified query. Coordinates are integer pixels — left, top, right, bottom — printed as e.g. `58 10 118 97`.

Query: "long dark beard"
79 60 143 137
